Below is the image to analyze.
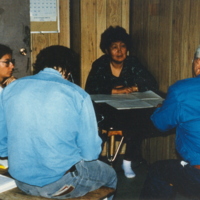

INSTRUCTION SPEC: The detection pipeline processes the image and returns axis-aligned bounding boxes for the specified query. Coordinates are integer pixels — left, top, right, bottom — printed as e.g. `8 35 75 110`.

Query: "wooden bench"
0 186 115 200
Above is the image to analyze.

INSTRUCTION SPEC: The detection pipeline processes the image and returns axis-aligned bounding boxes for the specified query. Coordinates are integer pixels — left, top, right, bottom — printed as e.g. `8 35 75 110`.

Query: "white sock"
122 160 136 178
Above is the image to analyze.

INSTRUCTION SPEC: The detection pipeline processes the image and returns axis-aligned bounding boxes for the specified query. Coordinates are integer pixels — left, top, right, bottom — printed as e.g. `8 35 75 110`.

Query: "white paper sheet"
0 175 17 193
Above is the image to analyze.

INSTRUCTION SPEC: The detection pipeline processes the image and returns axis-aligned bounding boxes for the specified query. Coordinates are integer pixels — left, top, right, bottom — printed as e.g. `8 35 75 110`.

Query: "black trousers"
140 159 200 200
122 130 144 161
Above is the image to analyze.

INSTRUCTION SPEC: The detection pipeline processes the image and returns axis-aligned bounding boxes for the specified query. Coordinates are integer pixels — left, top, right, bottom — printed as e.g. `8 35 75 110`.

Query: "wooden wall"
30 0 200 91
130 0 200 163
70 0 130 87
130 0 200 93
31 0 130 86
31 0 70 72
30 0 200 164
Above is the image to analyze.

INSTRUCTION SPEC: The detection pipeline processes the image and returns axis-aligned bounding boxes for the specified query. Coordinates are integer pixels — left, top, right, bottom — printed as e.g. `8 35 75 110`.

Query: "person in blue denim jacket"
0 45 117 199
140 46 200 199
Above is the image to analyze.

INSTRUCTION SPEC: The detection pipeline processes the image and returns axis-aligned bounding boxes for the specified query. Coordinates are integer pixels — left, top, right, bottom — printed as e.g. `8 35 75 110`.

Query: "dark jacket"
85 55 158 94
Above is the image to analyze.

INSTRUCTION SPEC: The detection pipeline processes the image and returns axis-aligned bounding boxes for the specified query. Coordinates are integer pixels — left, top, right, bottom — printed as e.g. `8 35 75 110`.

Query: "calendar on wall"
30 0 60 33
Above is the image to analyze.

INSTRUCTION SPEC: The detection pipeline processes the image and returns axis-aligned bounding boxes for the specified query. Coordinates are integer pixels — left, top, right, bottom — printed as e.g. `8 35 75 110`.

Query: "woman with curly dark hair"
85 26 158 178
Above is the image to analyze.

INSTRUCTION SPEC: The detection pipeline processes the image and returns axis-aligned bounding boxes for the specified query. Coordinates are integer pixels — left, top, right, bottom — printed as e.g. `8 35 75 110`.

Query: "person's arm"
76 95 102 160
85 61 113 94
0 92 8 157
151 84 180 132
111 85 138 94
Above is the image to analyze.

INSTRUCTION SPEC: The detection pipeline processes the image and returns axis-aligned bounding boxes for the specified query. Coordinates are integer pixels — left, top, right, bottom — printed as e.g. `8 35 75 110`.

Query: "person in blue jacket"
0 45 117 199
140 46 200 199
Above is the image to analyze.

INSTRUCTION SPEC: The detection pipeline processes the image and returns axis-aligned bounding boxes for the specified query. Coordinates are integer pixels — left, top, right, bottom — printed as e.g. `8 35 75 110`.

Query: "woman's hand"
2 76 16 87
112 86 138 94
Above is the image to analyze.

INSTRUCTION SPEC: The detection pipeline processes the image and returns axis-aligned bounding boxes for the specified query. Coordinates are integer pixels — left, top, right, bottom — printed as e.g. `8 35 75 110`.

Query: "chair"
97 113 125 165
0 186 115 200
101 128 124 166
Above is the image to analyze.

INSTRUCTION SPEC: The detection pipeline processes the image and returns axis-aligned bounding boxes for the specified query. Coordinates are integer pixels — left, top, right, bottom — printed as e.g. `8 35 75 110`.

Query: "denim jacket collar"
41 68 62 78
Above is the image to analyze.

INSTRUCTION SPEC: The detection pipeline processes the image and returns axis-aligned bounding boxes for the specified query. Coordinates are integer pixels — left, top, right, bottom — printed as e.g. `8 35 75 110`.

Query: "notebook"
0 174 17 193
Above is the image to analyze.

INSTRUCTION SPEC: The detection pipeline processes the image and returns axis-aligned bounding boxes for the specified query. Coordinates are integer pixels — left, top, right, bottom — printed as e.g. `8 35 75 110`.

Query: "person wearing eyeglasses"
0 44 15 90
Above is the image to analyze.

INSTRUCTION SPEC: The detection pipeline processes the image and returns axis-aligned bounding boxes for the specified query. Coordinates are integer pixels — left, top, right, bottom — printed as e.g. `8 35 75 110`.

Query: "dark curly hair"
100 26 131 53
33 45 79 79
0 44 12 59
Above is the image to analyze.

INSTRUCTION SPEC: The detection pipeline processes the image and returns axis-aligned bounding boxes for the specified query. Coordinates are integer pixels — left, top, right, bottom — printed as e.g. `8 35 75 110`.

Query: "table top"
92 91 171 137
91 90 164 110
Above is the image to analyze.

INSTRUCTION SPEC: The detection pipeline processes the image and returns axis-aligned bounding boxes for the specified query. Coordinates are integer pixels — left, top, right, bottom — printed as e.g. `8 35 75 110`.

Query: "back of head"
33 45 78 79
194 45 200 59
100 26 131 53
0 44 12 58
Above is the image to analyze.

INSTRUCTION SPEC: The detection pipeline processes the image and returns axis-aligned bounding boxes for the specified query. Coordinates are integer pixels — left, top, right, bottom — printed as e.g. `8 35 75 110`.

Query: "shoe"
122 163 136 178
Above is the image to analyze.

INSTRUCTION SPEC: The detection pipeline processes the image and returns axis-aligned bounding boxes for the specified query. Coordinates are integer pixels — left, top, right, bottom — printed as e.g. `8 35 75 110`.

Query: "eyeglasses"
0 59 15 66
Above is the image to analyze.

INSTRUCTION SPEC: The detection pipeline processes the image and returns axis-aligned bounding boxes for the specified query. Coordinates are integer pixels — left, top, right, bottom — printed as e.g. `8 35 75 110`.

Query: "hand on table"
112 86 139 94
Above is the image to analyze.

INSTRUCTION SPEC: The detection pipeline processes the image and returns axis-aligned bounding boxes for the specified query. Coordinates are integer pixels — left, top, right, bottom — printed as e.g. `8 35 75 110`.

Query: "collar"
41 68 62 77
196 74 200 78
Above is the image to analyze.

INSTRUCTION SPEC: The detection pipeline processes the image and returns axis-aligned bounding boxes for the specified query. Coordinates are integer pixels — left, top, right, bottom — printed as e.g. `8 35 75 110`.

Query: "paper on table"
106 98 164 110
131 90 162 100
90 94 139 103
106 100 154 110
0 159 8 169
143 98 164 107
91 91 162 103
90 91 164 109
0 174 17 193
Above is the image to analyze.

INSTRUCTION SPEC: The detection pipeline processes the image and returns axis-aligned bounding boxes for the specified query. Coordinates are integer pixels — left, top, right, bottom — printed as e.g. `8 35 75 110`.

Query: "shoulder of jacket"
93 55 109 64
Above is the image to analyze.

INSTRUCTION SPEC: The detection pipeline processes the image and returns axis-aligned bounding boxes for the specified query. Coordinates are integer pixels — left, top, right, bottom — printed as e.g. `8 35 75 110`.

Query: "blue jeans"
16 160 117 199
139 159 200 200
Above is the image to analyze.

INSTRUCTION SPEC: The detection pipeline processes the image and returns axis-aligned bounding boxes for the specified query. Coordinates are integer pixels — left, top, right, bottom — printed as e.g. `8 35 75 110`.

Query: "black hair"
0 44 13 59
100 26 131 53
33 45 79 79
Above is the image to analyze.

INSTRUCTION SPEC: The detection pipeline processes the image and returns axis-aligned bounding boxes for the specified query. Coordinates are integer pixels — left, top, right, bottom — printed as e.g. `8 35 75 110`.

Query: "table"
91 91 171 164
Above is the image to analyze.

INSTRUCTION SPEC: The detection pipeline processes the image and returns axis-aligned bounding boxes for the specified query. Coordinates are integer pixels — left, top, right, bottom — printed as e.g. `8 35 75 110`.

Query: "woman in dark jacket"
85 26 158 178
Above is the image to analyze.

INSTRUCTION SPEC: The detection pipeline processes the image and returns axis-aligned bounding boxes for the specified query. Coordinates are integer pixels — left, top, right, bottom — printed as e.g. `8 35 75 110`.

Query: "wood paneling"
30 0 200 164
80 0 97 87
31 0 130 86
77 0 130 88
96 0 107 58
59 0 70 46
131 0 200 92
31 0 70 69
130 0 200 164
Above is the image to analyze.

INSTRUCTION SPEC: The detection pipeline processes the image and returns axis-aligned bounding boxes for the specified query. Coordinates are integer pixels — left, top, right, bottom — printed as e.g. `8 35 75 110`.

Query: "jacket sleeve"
85 62 112 94
0 92 8 157
76 95 102 160
151 84 181 132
